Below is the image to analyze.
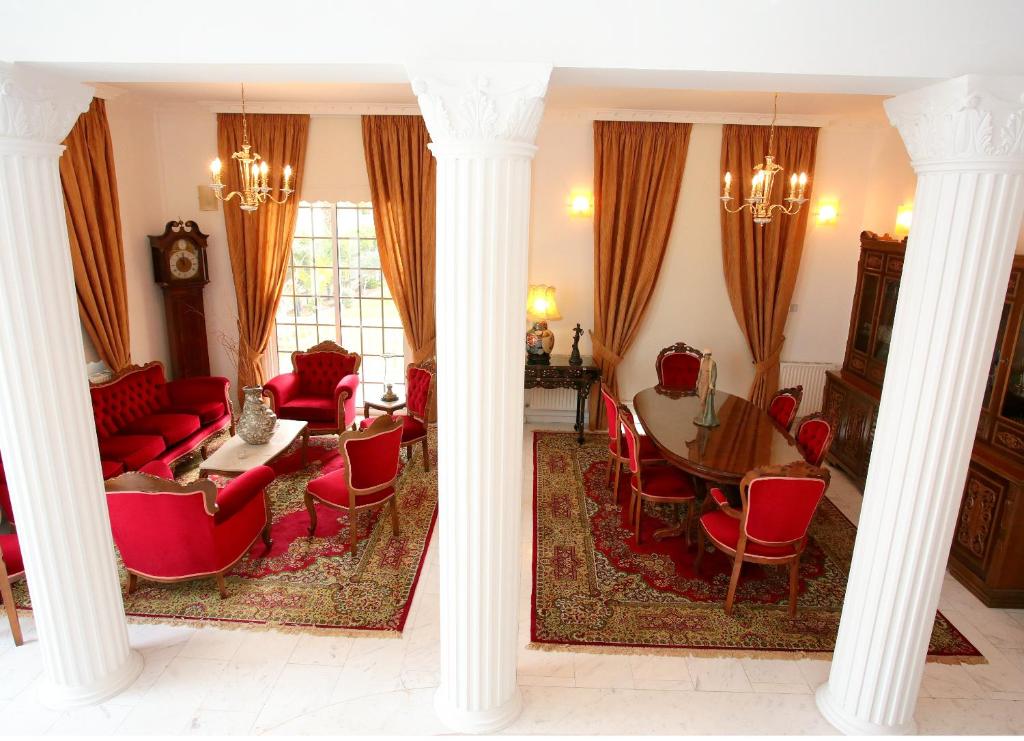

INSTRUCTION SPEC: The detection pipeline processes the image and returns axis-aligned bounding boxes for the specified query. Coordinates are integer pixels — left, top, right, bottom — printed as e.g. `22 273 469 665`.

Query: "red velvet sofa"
90 362 232 477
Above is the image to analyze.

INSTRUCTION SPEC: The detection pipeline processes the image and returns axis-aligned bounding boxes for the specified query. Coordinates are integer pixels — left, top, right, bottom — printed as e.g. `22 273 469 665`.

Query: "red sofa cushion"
280 395 336 423
173 400 228 425
295 352 357 397
0 533 24 577
99 434 166 470
90 364 170 439
123 413 201 446
101 460 125 480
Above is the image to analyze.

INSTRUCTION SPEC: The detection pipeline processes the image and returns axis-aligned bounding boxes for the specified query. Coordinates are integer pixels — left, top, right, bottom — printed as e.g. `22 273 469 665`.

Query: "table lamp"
526 284 561 365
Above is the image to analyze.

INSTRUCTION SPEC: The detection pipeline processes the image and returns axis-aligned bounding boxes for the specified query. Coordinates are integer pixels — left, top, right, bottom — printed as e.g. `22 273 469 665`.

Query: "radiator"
524 387 582 425
779 361 838 414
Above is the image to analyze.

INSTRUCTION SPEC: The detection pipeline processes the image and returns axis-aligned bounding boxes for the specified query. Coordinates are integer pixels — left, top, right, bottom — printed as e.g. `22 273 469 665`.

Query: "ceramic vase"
237 386 277 444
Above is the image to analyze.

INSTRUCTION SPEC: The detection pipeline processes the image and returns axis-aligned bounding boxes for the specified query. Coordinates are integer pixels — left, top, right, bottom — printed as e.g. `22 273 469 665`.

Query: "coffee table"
199 419 309 477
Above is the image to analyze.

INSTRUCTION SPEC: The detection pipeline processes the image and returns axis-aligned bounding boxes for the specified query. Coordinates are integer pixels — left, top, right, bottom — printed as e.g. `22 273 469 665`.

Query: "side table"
524 354 601 444
364 397 406 419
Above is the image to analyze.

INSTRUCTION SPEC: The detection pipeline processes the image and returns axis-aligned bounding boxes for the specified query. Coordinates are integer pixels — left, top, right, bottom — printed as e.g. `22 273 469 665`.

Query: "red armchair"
795 413 835 467
696 461 831 616
600 384 663 496
768 385 803 433
264 341 361 448
360 362 434 471
104 461 274 598
90 362 232 476
305 415 404 557
655 342 704 392
0 533 24 646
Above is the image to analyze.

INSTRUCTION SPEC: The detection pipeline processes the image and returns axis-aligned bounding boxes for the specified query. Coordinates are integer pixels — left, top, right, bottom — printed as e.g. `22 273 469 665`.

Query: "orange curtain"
590 121 692 428
218 113 309 400
59 97 131 371
720 124 819 407
361 115 436 363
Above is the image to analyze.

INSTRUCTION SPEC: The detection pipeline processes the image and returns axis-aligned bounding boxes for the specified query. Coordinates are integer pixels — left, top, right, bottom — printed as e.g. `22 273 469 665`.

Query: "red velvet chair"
795 413 835 467
105 461 275 598
264 341 361 449
0 454 12 526
655 342 704 392
305 415 404 557
600 384 663 496
768 385 803 433
0 533 24 646
696 461 831 616
360 362 434 471
619 403 697 546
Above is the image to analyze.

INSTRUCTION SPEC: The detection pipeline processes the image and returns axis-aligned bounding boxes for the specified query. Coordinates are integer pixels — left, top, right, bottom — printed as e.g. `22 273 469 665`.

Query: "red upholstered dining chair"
795 413 835 467
263 341 361 447
600 384 663 496
360 362 434 471
768 385 803 433
655 342 704 392
619 403 697 546
105 461 275 598
305 415 404 558
0 533 24 646
695 461 831 616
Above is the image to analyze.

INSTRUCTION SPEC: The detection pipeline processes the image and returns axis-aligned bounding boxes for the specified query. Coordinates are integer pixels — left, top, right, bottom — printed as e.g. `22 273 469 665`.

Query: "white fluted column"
816 75 1024 734
409 61 551 733
0 64 142 706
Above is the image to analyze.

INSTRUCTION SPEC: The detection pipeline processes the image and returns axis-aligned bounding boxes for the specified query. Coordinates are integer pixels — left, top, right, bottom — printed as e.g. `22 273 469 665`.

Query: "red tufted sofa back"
91 364 170 439
295 352 357 397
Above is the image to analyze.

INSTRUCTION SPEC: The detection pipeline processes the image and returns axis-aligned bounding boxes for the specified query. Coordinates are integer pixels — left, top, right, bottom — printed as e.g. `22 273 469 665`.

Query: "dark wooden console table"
524 354 601 444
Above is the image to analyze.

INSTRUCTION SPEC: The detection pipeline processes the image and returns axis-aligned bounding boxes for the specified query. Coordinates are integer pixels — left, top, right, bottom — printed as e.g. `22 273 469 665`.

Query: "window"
276 201 405 406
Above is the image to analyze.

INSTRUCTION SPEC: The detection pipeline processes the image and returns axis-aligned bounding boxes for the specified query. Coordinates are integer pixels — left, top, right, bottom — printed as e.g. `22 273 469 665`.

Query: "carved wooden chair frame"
402 360 436 471
105 472 272 598
304 415 404 558
768 385 804 433
794 412 837 467
695 460 831 617
655 342 704 391
600 384 629 495
0 546 24 646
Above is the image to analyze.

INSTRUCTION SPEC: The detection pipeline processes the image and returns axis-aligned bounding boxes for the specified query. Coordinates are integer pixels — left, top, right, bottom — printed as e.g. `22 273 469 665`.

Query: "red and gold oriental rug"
531 430 981 661
14 431 437 635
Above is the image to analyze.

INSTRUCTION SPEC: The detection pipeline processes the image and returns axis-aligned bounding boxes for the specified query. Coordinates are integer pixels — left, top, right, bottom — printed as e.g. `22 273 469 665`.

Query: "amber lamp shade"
526 285 562 323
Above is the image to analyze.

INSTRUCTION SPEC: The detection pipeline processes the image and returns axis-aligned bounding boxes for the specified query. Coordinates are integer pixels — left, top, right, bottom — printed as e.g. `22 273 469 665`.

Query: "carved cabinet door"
951 462 1008 578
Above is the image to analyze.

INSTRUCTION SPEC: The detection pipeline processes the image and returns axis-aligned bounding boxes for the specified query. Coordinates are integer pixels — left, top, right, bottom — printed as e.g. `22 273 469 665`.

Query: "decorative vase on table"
693 351 720 428
237 386 277 444
525 284 561 365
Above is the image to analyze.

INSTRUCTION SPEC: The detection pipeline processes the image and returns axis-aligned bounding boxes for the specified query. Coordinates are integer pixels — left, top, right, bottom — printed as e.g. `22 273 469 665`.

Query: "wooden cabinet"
826 231 1024 606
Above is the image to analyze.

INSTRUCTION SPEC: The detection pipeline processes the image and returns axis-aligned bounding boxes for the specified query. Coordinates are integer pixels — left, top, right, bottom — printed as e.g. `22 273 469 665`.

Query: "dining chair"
600 384 663 496
360 361 435 471
619 403 697 546
0 533 24 646
768 385 803 433
695 460 831 616
795 413 835 466
655 342 704 392
305 414 404 558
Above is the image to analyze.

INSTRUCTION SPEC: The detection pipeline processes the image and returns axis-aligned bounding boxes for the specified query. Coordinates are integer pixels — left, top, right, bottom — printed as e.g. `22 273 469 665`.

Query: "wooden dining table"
633 385 803 537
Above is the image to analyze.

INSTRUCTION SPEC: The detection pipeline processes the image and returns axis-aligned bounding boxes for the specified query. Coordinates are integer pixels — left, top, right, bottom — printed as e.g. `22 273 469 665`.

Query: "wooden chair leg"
788 558 800 618
305 492 318 535
694 527 705 575
606 450 614 486
349 511 359 559
633 492 643 546
301 429 309 465
422 438 430 471
685 500 695 547
215 573 228 599
390 499 401 536
614 458 622 500
0 571 23 647
127 572 138 595
724 557 744 615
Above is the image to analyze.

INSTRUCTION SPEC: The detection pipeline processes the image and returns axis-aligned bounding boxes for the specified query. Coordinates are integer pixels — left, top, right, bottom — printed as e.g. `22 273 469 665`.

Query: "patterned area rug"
14 430 437 635
531 430 982 661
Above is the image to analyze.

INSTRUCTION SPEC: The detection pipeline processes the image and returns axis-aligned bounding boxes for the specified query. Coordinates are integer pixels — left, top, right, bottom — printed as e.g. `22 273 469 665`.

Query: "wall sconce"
567 188 593 217
816 199 839 225
895 204 913 236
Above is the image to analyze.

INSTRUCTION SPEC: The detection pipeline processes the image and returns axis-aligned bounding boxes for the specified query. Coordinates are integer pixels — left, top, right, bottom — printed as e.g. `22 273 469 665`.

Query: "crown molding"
206 100 421 115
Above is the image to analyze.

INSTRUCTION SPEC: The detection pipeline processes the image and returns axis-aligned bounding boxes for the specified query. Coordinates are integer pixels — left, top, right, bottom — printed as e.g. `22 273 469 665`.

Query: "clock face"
168 238 200 280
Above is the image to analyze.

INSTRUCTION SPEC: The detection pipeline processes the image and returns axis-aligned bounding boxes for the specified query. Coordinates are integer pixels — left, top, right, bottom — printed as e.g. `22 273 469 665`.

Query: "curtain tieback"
752 339 786 373
589 331 624 369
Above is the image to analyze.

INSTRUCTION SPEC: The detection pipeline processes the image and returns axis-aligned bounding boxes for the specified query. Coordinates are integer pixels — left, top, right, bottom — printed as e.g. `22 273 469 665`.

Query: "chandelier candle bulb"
789 173 798 199
798 172 808 199
723 171 732 198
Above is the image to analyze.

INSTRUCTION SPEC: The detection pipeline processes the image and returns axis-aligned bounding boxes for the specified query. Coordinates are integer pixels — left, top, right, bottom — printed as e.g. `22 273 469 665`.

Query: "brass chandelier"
209 84 294 212
721 94 808 225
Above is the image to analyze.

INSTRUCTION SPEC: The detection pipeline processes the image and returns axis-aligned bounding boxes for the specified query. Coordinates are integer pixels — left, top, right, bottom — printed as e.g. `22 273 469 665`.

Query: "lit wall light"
816 199 839 225
567 188 594 217
895 204 913 236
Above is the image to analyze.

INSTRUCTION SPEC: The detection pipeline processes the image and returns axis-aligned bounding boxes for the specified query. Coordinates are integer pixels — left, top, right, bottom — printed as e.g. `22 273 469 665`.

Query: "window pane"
341 326 361 353
384 328 404 356
292 267 314 296
313 239 334 267
339 296 360 325
339 269 358 298
363 354 385 379
360 270 382 298
382 278 392 299
315 268 335 297
282 267 294 295
296 325 318 350
339 238 358 268
383 299 401 327
318 325 337 343
385 355 405 383
316 296 336 324
338 207 358 238
276 296 296 324
276 324 297 352
294 206 312 237
292 238 313 266
359 239 380 269
278 352 293 374
295 297 316 324
358 207 375 238
312 205 332 238
361 299 383 326
362 328 384 355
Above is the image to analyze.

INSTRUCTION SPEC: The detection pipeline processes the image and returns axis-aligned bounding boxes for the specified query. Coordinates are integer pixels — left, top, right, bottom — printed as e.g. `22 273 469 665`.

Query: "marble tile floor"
1 423 1023 734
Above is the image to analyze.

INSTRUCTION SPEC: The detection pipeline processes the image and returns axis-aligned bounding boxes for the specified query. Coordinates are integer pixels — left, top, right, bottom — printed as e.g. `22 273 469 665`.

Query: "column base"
37 649 143 709
815 682 917 736
434 685 522 734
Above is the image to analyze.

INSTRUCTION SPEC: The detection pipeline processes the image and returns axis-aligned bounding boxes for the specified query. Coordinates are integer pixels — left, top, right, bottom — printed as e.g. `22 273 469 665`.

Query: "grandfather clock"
149 220 211 378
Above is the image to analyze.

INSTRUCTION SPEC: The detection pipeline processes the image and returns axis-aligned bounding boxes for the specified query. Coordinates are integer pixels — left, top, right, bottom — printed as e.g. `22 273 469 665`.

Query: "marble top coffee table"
199 419 308 477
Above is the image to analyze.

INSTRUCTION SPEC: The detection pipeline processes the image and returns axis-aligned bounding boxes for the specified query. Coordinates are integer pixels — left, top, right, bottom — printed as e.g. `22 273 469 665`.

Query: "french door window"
275 201 405 406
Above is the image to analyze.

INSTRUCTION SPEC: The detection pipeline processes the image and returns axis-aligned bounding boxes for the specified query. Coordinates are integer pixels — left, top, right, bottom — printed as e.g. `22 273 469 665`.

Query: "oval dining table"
632 385 804 539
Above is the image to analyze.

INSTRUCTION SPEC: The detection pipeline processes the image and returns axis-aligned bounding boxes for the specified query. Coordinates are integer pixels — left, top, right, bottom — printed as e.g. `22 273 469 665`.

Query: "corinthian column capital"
0 63 93 150
884 74 1024 172
407 61 552 157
